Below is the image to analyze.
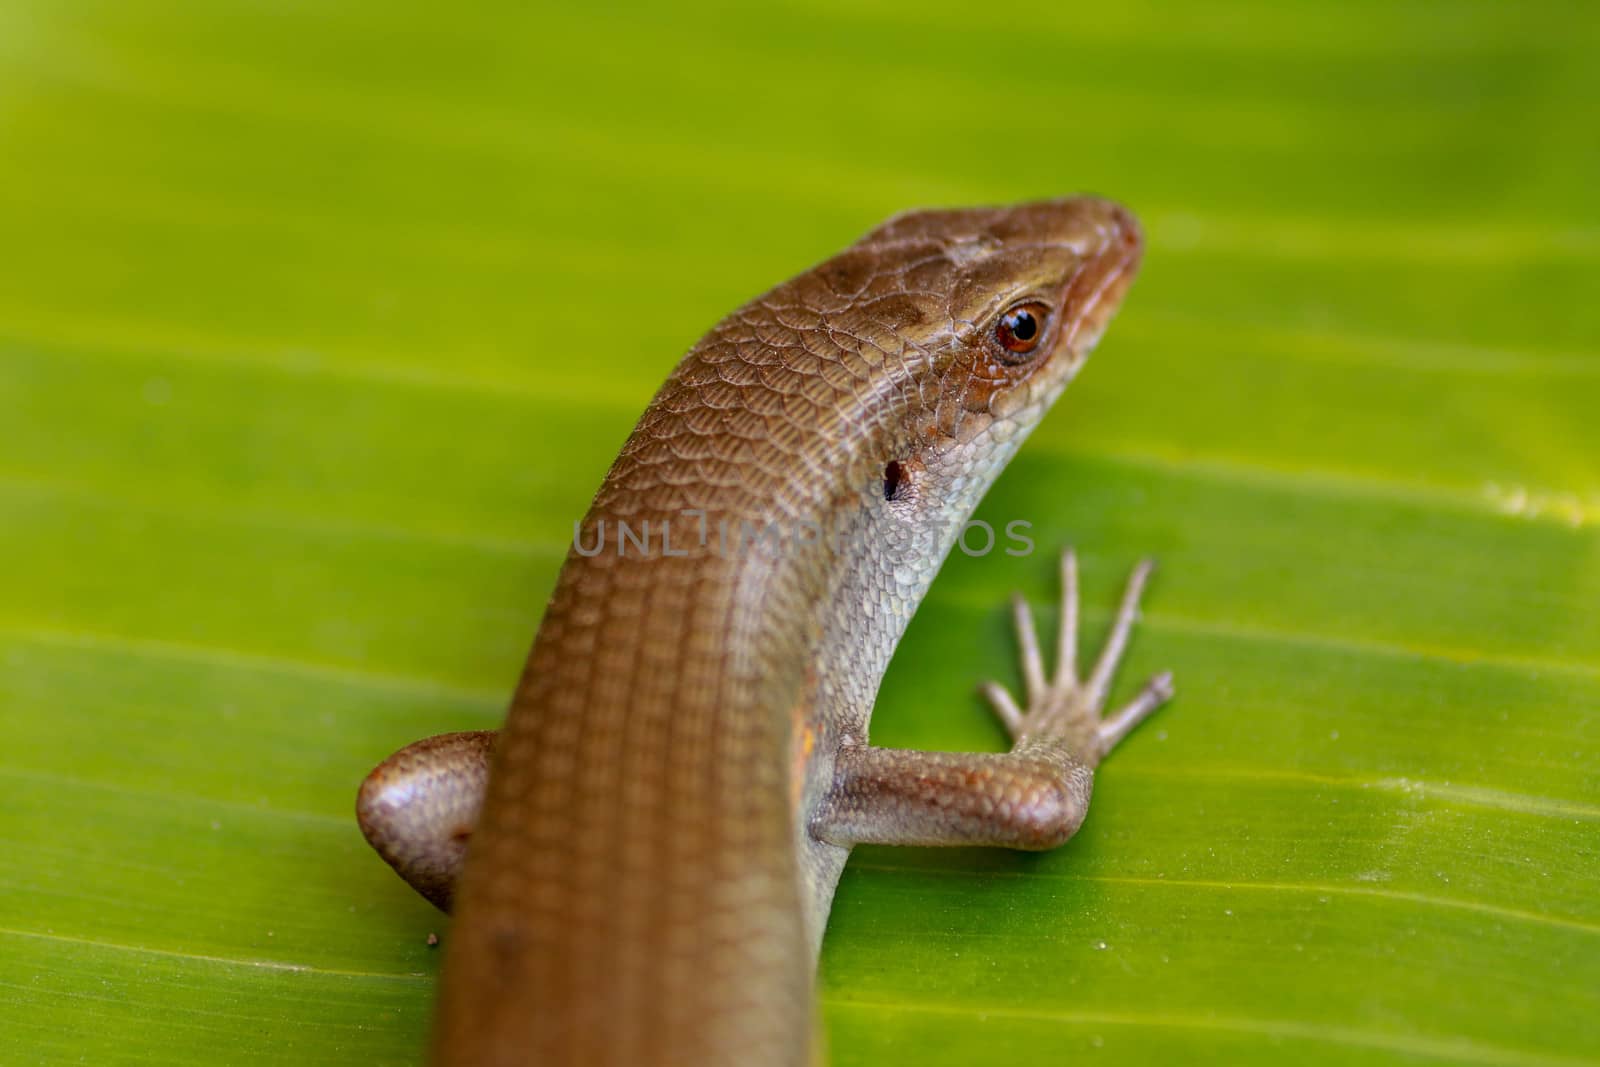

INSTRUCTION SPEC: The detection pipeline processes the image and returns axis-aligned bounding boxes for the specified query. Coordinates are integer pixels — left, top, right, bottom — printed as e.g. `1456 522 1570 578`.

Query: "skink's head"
622 197 1141 540
844 195 1143 443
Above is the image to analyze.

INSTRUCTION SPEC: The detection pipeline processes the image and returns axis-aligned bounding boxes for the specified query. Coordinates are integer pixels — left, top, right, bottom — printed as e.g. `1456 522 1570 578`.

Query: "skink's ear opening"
883 460 906 502
882 455 927 507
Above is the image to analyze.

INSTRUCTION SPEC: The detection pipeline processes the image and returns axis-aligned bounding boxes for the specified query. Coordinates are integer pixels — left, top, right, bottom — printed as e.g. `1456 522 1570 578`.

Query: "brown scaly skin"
356 196 1172 1066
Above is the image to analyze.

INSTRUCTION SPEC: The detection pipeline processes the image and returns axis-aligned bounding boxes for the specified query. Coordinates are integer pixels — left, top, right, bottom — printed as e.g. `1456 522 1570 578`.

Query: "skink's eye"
995 302 1049 356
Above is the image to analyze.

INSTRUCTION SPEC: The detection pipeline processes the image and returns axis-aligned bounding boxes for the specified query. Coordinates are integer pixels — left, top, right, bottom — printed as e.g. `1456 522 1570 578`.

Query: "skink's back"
431 534 815 1065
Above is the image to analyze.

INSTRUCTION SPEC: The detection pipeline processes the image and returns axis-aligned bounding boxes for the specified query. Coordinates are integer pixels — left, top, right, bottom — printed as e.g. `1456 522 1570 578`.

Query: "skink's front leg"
813 549 1173 851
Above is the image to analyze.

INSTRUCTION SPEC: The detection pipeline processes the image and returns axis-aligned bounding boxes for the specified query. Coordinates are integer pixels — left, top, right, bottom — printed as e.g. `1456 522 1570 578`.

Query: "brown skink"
357 196 1172 1066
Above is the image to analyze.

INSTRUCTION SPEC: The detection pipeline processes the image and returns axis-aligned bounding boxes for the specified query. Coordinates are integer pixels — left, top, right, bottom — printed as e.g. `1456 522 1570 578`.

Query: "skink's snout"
1106 201 1144 264
1069 196 1143 274
1055 198 1144 357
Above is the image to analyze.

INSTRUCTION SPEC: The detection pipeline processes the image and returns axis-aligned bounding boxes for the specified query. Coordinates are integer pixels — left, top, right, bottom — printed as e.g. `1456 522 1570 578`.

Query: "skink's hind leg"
981 548 1174 764
356 730 495 913
813 549 1172 853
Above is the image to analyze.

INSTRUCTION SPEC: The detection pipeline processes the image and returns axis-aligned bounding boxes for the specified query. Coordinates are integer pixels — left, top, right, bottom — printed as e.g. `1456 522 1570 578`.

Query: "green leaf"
2 2 1596 1064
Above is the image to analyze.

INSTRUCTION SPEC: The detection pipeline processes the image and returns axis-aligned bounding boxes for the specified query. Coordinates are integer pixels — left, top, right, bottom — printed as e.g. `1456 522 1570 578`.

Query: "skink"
357 196 1172 1066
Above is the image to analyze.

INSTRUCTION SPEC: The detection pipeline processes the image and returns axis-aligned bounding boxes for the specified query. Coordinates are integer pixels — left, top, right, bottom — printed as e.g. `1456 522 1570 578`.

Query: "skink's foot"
817 548 1171 852
979 548 1174 766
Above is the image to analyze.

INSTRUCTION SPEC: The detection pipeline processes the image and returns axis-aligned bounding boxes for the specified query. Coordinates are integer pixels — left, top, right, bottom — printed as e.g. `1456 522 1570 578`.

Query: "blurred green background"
1 1 1596 1064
